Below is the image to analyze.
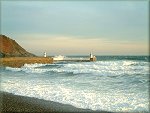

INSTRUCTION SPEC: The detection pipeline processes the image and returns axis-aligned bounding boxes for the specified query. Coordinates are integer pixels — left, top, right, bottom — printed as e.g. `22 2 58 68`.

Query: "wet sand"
0 92 111 113
0 57 53 68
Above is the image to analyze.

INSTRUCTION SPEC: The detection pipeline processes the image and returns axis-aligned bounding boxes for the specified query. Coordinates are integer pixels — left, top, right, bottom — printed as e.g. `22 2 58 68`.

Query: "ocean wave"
2 59 149 112
5 67 21 72
5 61 149 75
122 61 137 66
1 79 149 112
5 64 50 74
23 63 49 68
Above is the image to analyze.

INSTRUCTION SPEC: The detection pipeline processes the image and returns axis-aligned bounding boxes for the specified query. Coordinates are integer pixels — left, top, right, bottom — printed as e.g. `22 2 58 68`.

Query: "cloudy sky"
1 1 149 56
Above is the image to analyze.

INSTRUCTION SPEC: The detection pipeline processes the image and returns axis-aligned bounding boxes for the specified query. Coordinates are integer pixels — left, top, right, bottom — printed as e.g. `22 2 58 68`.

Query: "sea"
1 56 149 112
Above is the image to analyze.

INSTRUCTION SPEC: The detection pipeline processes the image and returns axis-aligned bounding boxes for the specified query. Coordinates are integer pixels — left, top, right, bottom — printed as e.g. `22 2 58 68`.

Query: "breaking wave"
5 60 149 75
2 57 149 112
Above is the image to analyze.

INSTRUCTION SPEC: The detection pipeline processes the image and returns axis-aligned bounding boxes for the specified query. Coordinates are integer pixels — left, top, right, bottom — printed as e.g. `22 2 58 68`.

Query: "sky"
1 1 149 56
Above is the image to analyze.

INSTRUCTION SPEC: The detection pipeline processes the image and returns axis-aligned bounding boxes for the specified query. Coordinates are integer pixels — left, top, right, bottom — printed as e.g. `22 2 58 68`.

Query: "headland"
0 35 96 68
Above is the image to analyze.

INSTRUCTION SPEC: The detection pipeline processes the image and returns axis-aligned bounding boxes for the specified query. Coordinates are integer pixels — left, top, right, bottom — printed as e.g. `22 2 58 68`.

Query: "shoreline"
0 91 111 113
0 57 53 68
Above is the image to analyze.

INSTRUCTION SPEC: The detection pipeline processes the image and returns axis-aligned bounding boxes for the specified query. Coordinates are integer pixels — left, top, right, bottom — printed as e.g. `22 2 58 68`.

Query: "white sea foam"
5 61 149 75
1 59 149 112
53 55 65 60
1 78 149 112
23 63 48 68
5 63 51 73
123 61 136 66
5 67 21 72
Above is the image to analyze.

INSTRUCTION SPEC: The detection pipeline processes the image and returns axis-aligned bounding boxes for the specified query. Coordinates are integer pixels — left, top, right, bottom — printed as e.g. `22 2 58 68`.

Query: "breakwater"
0 55 96 68
0 57 53 68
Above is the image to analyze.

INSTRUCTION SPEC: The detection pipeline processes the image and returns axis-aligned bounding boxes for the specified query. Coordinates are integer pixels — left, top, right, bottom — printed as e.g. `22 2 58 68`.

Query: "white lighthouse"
90 52 96 61
44 52 47 57
90 52 93 58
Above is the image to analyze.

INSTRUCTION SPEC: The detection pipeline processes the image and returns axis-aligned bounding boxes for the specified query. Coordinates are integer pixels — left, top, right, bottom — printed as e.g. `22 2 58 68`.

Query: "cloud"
2 1 148 55
16 34 148 55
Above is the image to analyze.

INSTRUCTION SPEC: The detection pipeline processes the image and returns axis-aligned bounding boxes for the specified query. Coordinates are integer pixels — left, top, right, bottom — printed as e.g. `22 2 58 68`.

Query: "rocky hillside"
0 35 36 57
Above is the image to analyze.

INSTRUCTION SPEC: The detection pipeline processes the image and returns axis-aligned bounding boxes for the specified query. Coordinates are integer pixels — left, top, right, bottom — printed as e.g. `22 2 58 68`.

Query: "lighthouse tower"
90 52 96 61
44 52 47 57
90 52 93 58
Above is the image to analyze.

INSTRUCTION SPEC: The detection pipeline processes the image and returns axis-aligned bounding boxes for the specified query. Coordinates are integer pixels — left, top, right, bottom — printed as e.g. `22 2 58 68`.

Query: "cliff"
0 35 36 57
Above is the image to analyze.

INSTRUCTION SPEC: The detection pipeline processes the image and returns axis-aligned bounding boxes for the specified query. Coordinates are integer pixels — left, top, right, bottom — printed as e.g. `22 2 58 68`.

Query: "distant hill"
0 35 36 57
